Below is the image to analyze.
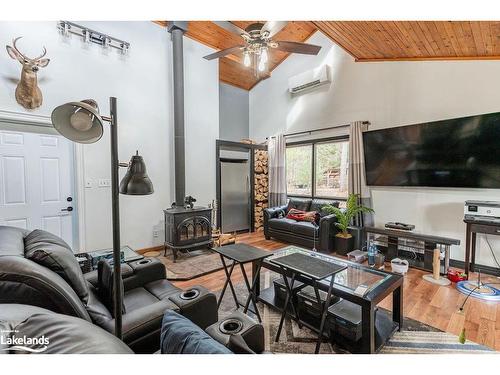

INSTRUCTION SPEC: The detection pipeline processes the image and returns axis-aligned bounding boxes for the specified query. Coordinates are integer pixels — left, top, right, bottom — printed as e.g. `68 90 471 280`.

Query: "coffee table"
77 245 144 272
270 252 347 353
213 243 271 322
254 246 404 354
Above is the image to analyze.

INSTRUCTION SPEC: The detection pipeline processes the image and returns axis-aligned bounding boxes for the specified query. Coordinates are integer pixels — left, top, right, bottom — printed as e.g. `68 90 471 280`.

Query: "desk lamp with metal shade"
51 97 153 339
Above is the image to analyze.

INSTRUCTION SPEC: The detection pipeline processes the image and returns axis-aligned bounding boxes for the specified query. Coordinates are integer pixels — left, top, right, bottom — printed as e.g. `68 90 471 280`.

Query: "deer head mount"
6 37 50 110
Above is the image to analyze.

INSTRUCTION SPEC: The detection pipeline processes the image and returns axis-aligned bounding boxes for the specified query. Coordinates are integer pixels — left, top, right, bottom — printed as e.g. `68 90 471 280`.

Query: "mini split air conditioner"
288 65 331 94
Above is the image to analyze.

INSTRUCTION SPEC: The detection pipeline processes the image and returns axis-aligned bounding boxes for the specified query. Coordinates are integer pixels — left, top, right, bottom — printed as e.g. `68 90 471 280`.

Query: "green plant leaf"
322 194 374 236
458 328 466 344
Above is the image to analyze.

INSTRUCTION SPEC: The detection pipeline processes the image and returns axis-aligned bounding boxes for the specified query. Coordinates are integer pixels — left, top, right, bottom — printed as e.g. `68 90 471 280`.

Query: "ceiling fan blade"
274 41 322 55
203 45 244 60
213 21 249 37
261 21 288 38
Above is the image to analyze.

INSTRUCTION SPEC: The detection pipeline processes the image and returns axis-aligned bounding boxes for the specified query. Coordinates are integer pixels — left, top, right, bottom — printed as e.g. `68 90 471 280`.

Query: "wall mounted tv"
363 112 500 188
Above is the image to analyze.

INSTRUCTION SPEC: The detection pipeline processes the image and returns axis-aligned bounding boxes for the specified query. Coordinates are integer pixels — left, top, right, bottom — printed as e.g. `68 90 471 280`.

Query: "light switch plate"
98 179 111 187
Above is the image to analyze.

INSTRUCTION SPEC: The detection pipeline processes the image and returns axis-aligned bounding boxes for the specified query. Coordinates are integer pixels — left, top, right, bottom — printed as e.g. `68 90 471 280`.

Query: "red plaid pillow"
286 208 317 222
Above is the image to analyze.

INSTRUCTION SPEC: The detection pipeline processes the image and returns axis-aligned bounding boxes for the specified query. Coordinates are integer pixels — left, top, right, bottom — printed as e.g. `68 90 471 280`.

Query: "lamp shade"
51 99 104 144
119 152 154 195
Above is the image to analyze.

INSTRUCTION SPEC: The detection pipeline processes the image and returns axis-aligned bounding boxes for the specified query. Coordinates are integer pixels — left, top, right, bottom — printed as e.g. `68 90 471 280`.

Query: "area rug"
144 248 223 281
380 331 493 354
216 271 495 354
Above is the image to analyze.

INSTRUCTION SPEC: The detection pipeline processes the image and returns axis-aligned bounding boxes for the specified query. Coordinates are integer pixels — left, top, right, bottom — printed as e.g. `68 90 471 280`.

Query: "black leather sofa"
263 198 341 253
0 304 133 354
161 310 264 354
0 226 218 353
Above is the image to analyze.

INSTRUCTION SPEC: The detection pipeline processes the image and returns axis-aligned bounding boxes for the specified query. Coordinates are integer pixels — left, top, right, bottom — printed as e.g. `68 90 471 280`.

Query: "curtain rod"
266 121 370 140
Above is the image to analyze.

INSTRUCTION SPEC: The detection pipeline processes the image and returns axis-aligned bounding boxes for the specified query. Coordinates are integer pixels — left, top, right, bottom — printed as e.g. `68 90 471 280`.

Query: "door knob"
61 207 73 212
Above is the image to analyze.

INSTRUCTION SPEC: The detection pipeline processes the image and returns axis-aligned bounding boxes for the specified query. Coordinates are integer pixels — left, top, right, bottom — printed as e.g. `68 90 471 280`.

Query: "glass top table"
256 245 404 354
84 245 144 270
266 246 392 297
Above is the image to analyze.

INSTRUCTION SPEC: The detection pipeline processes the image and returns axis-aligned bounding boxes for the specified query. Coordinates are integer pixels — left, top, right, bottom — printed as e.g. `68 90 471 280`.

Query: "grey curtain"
268 133 287 207
348 121 373 227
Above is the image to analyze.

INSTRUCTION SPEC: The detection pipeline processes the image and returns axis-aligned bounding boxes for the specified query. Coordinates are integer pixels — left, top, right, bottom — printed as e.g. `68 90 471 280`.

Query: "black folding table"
269 252 347 354
213 243 271 322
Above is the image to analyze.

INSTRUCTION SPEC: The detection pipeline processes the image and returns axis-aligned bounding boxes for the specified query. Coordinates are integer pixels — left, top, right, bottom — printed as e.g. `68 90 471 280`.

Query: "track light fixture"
58 21 130 54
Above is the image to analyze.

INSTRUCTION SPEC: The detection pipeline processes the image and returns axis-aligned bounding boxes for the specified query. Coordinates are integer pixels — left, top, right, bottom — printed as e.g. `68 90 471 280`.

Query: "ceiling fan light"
243 51 251 67
261 48 268 63
258 57 266 72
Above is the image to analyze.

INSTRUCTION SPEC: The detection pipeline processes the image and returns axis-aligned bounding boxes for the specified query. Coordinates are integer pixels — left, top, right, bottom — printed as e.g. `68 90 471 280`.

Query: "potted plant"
322 193 374 255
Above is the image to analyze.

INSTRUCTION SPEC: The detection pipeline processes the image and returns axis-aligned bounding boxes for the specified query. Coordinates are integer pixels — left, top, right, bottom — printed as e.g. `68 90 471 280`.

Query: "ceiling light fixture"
258 56 266 72
58 21 130 54
204 21 322 78
243 51 251 67
260 47 268 63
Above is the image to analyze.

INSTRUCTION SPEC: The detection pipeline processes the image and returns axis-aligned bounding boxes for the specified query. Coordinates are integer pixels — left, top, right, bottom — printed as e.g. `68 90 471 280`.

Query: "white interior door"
0 129 76 249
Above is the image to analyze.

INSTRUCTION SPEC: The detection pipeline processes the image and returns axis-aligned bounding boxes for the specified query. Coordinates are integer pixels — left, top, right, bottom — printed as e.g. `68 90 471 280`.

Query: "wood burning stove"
163 23 213 262
164 206 212 261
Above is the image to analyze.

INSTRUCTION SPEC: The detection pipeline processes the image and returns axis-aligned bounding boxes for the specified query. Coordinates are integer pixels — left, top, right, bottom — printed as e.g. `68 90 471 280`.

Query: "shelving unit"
365 227 460 273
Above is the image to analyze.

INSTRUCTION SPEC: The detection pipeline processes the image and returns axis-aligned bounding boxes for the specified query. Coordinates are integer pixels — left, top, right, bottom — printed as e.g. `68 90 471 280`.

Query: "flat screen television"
363 112 500 188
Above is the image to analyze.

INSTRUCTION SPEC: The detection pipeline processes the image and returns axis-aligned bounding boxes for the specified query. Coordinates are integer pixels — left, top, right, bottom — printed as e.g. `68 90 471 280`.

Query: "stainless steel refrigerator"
220 159 250 233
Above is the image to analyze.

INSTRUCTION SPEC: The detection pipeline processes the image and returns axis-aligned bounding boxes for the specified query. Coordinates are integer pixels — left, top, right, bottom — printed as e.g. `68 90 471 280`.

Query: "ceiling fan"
203 21 321 75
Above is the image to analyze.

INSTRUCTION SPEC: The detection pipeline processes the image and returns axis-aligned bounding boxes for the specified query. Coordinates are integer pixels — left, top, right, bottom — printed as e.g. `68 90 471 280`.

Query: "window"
286 144 312 196
314 141 349 198
286 138 349 199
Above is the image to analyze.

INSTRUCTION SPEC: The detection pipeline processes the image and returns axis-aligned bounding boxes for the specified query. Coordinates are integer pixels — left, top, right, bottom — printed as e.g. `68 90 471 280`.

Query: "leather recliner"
0 304 133 354
263 198 341 253
0 226 218 353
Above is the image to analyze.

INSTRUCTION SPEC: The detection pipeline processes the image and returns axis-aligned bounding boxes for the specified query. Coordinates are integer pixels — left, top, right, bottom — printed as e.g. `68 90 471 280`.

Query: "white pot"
391 258 409 274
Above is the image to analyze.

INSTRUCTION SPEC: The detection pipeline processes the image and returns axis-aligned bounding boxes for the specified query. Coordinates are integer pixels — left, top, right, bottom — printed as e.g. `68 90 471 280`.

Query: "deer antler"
12 37 47 61
12 37 26 59
33 46 47 61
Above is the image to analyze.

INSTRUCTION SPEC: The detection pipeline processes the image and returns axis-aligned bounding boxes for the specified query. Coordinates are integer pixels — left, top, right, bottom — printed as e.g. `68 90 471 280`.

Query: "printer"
464 200 500 224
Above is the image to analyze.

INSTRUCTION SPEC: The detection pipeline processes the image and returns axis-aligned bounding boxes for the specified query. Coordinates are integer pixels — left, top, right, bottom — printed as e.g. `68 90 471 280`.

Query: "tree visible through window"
286 145 312 196
315 141 349 198
285 139 349 199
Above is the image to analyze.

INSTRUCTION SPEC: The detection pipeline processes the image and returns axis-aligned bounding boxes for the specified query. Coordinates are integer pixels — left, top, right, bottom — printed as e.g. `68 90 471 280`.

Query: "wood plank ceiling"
155 21 500 90
313 21 500 61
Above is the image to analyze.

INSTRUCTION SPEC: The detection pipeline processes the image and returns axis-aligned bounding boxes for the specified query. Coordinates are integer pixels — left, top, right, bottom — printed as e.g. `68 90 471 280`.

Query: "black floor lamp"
51 97 154 339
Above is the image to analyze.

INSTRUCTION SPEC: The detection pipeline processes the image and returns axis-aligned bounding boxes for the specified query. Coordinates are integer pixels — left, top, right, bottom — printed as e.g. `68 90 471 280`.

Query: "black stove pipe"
168 22 188 207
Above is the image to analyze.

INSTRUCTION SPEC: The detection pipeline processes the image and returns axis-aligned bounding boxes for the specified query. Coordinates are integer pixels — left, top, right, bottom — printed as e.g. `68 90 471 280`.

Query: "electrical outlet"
153 230 159 238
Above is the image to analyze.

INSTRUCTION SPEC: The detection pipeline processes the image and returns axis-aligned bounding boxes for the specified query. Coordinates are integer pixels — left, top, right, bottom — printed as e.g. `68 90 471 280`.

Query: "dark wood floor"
173 232 500 351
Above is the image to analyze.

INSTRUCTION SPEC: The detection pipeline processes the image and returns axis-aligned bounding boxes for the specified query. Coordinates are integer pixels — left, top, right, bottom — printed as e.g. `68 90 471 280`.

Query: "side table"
464 218 500 277
213 243 271 322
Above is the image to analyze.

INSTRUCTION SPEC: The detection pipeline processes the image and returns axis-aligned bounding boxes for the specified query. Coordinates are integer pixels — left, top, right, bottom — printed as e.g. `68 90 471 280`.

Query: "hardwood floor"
172 232 500 351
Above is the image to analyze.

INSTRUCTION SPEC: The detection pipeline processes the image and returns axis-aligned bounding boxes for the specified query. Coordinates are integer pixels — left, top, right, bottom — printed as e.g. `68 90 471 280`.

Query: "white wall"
0 21 219 251
219 82 249 141
184 37 219 208
249 31 500 267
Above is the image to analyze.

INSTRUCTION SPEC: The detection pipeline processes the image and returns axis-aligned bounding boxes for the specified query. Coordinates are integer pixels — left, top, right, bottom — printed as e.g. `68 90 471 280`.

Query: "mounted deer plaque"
6 37 50 110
